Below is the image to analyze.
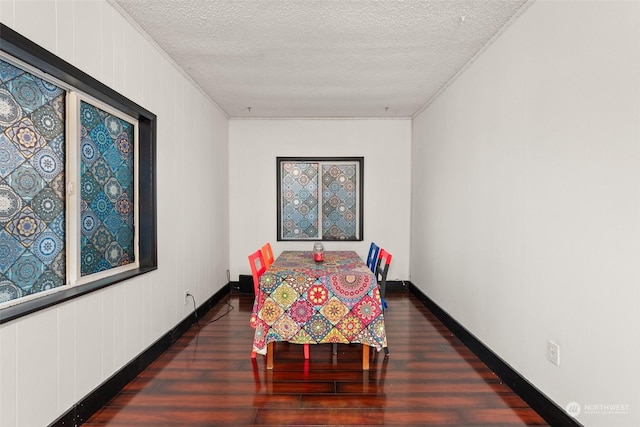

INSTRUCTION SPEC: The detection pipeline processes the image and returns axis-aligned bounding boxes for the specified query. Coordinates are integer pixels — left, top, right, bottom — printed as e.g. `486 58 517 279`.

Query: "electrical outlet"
547 340 560 366
184 290 190 305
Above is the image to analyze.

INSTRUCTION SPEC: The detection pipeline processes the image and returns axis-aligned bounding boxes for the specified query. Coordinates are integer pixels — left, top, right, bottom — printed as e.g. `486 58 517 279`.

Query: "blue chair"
366 242 380 273
333 242 381 356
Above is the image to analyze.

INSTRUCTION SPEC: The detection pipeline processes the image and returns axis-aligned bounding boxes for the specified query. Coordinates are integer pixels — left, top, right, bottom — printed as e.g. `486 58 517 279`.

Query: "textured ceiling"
111 0 531 118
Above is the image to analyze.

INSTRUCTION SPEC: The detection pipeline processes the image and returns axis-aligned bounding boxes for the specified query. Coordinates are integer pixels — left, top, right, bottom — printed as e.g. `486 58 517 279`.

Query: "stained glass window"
0 56 140 307
1 25 156 323
277 157 363 241
321 163 358 240
281 162 319 239
0 58 66 303
79 101 135 276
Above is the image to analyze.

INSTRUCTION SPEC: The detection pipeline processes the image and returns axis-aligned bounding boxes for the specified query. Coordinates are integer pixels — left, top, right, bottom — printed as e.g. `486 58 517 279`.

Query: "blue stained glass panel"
321 164 357 240
281 163 318 239
80 101 135 275
0 58 66 303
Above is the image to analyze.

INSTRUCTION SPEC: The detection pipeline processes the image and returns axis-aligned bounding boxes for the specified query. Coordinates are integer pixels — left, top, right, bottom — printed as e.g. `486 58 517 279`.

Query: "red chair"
250 247 309 360
249 250 266 358
376 248 392 310
249 249 266 298
261 242 274 268
376 248 392 355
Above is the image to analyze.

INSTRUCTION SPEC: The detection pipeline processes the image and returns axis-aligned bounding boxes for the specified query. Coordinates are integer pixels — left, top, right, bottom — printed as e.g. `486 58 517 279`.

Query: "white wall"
411 1 640 426
0 1 230 426
229 119 411 282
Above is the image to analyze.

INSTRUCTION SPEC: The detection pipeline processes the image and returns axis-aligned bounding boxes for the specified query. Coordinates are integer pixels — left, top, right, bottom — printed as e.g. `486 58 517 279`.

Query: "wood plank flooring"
84 291 549 426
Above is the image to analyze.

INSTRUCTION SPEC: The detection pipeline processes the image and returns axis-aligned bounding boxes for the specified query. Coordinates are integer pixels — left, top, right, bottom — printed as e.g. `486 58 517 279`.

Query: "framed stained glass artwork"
77 98 138 279
277 157 363 241
0 57 67 302
0 24 156 323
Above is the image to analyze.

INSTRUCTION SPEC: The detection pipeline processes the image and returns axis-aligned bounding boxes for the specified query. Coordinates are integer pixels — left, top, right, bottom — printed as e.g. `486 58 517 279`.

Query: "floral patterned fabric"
252 251 387 355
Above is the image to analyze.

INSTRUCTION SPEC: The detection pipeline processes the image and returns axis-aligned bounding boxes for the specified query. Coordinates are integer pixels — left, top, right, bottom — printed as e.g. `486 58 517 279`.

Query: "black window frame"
276 156 364 242
0 24 157 325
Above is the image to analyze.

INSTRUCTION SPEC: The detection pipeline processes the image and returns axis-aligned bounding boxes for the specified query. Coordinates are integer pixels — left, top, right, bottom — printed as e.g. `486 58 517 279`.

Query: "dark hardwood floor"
83 291 549 426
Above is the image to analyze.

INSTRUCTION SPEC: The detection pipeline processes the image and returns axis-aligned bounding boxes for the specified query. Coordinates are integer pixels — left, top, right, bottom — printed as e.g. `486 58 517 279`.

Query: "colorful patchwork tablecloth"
251 251 387 355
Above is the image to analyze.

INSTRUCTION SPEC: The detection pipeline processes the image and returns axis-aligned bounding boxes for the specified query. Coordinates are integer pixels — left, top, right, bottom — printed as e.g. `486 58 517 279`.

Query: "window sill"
0 266 157 325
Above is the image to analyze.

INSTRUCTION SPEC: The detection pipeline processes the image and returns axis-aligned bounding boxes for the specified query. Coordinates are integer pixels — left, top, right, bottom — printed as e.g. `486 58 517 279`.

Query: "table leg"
267 342 274 370
362 344 370 370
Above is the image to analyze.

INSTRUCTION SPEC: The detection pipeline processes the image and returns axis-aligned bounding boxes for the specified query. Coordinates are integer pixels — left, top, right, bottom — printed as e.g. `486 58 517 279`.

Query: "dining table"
251 250 387 370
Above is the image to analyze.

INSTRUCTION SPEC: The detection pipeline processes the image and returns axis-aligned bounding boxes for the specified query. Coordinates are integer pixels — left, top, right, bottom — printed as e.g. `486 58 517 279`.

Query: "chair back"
376 248 392 301
261 243 274 268
248 249 267 295
366 242 380 273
